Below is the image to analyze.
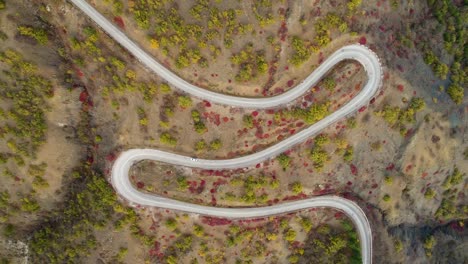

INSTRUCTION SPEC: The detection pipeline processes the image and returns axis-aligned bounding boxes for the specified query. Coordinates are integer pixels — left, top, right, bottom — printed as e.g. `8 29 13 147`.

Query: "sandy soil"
91 0 363 97
0 0 466 263
0 0 81 227
110 205 356 264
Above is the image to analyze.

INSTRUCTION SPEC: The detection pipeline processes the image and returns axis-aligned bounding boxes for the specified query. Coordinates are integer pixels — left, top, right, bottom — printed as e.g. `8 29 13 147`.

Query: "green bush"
375 97 426 129
195 140 206 151
288 255 299 263
285 229 297 242
109 57 125 71
160 132 177 146
210 139 222 150
435 198 457 219
288 102 330 124
314 134 329 147
347 0 362 11
409 98 426 111
174 235 193 252
243 114 254 129
0 49 51 157
193 225 204 237
423 236 435 257
277 153 291 170
442 167 464 189
423 0 467 104
290 36 311 66
231 43 267 82
191 110 207 134
309 146 329 170
347 117 357 129
178 95 192 108
424 188 436 200
165 218 177 231
291 182 303 194
20 197 40 212
3 224 15 238
382 194 391 202
300 217 313 232
323 77 336 91
342 146 353 162
376 106 400 125
394 239 403 253
18 26 48 45
384 176 393 185
176 176 188 190
447 84 464 105
116 247 127 261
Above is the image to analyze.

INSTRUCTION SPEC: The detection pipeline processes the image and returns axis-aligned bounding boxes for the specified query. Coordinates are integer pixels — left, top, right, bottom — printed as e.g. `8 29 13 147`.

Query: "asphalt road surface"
69 1 383 263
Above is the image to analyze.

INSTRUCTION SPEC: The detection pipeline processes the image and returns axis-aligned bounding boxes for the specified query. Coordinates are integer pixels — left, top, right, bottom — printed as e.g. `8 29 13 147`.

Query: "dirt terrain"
0 0 466 263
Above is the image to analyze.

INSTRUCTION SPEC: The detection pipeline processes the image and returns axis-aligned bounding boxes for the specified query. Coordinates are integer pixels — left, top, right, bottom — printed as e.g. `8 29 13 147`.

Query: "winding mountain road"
69 0 383 263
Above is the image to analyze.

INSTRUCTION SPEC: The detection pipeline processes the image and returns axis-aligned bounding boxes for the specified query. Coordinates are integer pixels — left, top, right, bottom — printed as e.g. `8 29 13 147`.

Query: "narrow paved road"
69 1 382 263
69 0 382 109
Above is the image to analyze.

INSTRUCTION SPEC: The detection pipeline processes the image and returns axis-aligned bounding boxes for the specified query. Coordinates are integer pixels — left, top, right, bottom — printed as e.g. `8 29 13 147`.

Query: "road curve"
69 0 382 109
69 0 381 263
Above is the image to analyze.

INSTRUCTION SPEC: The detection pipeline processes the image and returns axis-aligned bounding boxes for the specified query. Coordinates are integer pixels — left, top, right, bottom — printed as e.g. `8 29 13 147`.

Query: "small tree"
243 114 254 128
314 134 329 147
424 188 436 199
409 98 426 111
285 229 297 242
178 96 192 108
343 146 354 162
394 239 403 253
210 139 222 150
423 236 436 257
300 217 313 232
176 176 188 190
160 132 177 146
193 225 204 237
195 140 206 151
116 247 128 261
382 194 391 202
323 77 336 91
266 233 277 241
165 218 177 231
309 146 329 170
17 26 48 45
384 176 393 185
3 224 15 238
277 153 291 170
291 182 303 194
447 84 464 105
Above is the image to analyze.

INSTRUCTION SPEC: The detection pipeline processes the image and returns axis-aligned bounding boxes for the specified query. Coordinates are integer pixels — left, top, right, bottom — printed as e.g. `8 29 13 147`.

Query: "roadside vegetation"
29 168 138 262
17 25 48 45
0 47 53 227
290 13 349 66
374 97 426 136
0 1 465 264
275 102 330 125
128 0 255 71
420 1 467 104
435 167 466 220
230 43 268 82
0 49 52 157
156 210 361 264
25 65 149 262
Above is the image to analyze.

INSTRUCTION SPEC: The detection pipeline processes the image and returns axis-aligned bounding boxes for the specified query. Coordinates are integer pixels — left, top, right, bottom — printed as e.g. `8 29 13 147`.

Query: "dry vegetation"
0 0 466 263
